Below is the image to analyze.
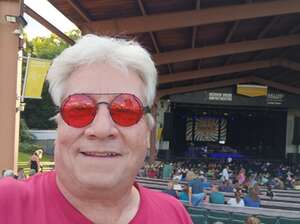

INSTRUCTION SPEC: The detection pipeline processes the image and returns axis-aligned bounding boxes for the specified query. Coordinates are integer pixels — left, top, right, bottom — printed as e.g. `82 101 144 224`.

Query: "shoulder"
0 172 54 208
0 176 28 199
0 176 31 217
138 184 192 223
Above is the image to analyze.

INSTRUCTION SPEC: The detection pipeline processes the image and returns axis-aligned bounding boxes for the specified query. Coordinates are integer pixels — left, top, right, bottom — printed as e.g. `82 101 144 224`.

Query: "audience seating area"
16 163 300 223
136 176 300 224
136 176 300 210
187 206 300 224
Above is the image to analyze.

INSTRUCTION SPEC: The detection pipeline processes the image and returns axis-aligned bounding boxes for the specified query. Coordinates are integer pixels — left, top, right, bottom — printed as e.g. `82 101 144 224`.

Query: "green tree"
19 119 41 154
24 30 81 59
21 30 81 129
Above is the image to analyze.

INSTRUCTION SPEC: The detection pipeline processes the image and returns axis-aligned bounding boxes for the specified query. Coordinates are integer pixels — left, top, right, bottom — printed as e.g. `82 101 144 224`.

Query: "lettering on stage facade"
209 92 232 102
170 87 300 109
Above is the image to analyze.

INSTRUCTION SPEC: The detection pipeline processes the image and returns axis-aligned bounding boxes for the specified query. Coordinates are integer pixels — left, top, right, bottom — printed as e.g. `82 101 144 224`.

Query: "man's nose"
84 104 118 139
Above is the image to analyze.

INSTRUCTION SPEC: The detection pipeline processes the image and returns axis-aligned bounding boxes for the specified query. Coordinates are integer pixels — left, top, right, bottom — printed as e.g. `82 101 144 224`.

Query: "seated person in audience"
258 173 269 186
273 177 285 190
173 169 183 181
208 185 224 204
3 169 15 178
206 167 214 178
219 179 233 192
220 165 230 182
244 185 261 208
286 173 295 189
188 173 206 206
162 162 173 180
185 169 196 181
17 168 26 180
246 216 261 224
237 168 246 185
178 183 189 202
181 168 188 181
266 185 274 200
227 187 244 207
162 180 178 198
148 164 158 178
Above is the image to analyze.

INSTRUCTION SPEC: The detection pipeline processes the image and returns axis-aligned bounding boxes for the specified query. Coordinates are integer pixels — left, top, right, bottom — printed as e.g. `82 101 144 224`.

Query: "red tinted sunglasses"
60 93 150 128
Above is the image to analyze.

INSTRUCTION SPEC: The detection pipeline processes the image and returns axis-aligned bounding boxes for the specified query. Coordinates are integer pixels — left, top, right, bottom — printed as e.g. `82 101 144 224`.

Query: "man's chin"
77 173 122 190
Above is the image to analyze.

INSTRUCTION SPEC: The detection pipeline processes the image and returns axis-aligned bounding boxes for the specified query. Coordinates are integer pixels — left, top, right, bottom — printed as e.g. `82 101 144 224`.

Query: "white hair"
47 34 157 128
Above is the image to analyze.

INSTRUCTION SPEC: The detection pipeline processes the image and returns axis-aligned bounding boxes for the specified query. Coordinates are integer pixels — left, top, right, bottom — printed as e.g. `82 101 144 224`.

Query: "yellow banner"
24 58 51 98
237 84 268 97
157 127 163 141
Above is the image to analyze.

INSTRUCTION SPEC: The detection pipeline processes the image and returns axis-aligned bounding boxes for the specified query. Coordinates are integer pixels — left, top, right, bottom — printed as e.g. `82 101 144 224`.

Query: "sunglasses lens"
110 94 144 126
61 94 96 128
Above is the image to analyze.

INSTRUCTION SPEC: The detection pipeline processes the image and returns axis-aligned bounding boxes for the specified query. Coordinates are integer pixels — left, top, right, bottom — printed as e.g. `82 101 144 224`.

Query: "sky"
24 0 78 39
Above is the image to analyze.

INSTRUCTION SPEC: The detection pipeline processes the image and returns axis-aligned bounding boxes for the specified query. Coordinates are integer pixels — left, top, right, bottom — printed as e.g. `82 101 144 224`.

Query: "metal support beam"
225 21 240 43
153 34 300 65
66 0 91 22
191 0 201 48
289 23 300 35
83 0 300 34
253 18 300 61
24 4 75 45
137 0 173 74
257 17 279 39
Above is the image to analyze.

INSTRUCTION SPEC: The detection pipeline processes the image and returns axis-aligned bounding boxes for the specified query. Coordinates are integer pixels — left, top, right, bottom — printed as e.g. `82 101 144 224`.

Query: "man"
209 185 224 204
221 165 230 181
0 35 192 224
227 188 245 207
188 173 206 206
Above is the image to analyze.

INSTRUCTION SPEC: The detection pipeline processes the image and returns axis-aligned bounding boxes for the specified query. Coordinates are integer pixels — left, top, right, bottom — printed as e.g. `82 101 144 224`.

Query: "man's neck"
56 177 140 224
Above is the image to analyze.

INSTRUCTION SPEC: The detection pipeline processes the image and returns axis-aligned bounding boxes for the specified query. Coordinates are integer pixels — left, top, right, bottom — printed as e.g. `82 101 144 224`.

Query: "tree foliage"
19 119 41 153
21 30 81 129
24 30 81 59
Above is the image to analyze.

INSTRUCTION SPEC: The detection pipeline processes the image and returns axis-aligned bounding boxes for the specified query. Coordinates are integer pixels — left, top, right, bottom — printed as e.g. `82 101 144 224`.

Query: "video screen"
186 116 227 143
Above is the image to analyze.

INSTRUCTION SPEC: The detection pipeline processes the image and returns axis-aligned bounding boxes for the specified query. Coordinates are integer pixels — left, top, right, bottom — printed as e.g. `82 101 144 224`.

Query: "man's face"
55 62 150 190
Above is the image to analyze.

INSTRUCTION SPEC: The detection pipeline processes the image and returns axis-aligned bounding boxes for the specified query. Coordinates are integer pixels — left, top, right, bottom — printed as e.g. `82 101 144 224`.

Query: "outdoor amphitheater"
1 0 300 223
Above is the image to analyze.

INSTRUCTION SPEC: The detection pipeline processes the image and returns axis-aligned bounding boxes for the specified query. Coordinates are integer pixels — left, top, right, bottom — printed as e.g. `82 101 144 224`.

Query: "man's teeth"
83 152 119 157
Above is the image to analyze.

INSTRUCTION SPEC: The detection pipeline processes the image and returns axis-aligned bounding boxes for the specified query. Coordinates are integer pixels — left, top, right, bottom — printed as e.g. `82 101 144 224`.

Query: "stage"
162 104 287 160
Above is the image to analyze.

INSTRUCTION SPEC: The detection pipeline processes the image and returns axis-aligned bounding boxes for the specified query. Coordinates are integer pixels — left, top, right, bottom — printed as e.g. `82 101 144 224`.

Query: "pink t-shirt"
0 171 192 224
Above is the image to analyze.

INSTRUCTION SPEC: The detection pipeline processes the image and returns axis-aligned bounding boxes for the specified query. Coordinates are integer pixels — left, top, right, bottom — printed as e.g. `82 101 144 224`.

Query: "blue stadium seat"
207 210 231 224
231 212 249 223
277 217 300 224
191 214 206 224
256 215 279 224
188 207 207 217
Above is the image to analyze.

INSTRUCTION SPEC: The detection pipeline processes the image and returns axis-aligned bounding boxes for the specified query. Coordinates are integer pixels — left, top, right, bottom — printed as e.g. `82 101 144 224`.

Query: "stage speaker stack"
162 112 174 141
292 117 300 145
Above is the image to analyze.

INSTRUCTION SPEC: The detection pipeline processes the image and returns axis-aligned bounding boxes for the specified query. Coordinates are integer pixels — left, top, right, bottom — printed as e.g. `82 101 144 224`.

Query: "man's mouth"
80 151 121 158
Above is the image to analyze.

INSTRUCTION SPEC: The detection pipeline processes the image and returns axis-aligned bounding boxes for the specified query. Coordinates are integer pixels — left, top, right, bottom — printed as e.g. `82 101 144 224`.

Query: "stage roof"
37 0 300 98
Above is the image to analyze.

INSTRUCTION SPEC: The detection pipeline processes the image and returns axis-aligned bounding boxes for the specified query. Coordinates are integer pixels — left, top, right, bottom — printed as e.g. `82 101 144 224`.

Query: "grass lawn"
18 151 54 163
